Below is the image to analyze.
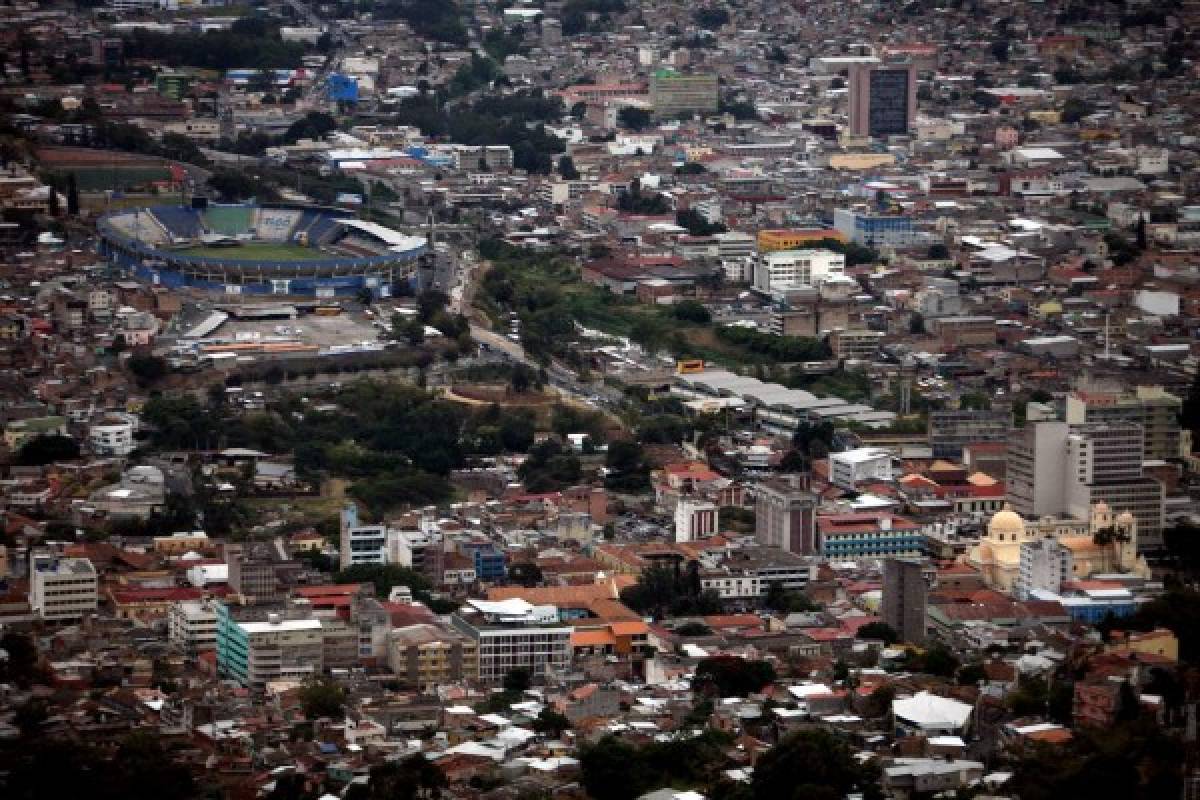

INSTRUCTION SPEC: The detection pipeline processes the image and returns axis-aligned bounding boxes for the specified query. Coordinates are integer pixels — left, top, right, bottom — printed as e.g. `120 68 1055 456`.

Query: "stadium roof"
339 219 427 250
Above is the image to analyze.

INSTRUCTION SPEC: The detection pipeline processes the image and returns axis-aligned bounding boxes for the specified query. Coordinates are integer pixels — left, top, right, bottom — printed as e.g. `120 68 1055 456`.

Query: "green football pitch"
172 242 329 261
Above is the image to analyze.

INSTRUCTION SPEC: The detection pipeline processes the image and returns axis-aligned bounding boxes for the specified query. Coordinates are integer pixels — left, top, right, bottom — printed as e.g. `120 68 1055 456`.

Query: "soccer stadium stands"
97 203 428 298
307 215 346 245
151 206 204 240
205 206 254 236
291 209 324 243
111 210 169 245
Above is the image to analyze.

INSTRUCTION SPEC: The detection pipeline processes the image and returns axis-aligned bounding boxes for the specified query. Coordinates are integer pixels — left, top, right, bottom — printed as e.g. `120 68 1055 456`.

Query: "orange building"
757 228 846 252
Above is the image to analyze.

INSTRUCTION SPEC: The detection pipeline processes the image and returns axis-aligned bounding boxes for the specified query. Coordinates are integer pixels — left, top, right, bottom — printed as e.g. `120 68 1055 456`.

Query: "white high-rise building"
169 598 219 654
675 497 719 542
753 249 846 293
30 550 98 622
1007 421 1165 554
339 502 388 569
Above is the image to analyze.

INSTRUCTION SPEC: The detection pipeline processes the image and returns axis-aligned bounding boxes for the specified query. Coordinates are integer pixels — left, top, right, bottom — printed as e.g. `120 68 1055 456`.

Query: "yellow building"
1106 628 1178 663
968 502 1149 593
968 505 1029 592
387 624 479 691
829 153 896 170
757 228 846 252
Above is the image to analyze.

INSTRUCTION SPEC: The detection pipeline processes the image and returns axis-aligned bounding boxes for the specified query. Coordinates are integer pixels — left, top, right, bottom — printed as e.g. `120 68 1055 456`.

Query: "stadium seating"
291 209 323 242
150 206 204 239
204 206 254 236
110 211 169 245
306 216 345 246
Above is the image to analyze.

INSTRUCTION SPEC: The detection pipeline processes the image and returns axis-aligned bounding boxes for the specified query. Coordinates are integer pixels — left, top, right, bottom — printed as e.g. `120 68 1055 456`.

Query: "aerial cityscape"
0 0 1197 797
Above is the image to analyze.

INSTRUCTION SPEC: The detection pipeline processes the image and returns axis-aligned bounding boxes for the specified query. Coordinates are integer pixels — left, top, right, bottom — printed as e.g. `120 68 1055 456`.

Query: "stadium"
97 203 428 298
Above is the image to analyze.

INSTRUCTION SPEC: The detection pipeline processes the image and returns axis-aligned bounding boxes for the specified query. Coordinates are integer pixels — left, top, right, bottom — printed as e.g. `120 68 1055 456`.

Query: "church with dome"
966 501 1150 594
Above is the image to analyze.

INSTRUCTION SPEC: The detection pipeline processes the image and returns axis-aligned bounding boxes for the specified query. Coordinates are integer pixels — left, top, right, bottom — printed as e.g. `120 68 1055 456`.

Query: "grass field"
49 166 171 192
173 242 328 260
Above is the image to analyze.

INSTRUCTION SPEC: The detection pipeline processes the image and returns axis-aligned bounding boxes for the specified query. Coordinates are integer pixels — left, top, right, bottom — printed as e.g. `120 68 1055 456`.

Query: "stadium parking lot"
220 310 384 349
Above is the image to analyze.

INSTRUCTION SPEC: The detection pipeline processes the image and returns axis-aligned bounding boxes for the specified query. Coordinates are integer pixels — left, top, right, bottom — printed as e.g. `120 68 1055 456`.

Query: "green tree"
503 666 532 692
532 707 572 736
604 438 650 491
16 434 79 466
507 561 543 587
557 154 580 180
617 106 653 131
856 621 899 645
752 729 882 800
299 676 346 718
693 656 776 697
65 172 79 216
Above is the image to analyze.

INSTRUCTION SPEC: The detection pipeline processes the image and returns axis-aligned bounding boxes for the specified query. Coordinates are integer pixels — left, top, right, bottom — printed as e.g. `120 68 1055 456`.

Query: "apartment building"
927 316 998 348
754 249 846 293
848 62 918 138
451 598 573 685
168 598 219 654
829 447 894 489
387 623 479 691
216 604 325 688
30 551 98 622
829 328 886 360
883 557 927 645
699 548 819 603
757 228 846 252
833 209 918 247
339 502 388 569
755 476 818 555
816 513 923 558
88 414 137 456
928 409 1012 459
675 497 719 542
1065 387 1182 461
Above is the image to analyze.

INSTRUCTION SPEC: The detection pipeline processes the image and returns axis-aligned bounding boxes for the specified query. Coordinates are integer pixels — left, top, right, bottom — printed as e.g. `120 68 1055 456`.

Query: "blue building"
833 208 918 248
458 542 507 582
326 73 359 103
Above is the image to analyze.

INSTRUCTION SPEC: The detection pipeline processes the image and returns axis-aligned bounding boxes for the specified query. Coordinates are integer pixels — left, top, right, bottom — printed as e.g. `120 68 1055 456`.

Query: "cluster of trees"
714 325 831 363
763 581 820 614
620 562 722 618
604 439 651 492
518 439 583 492
617 106 653 131
579 730 736 800
616 179 672 215
374 0 468 44
333 564 458 613
562 0 627 35
676 208 727 236
478 242 582 361
298 676 346 718
121 17 305 69
140 381 551 517
580 729 881 800
2 733 198 800
805 237 879 266
389 91 566 173
694 7 730 27
15 434 79 466
1006 716 1184 800
344 755 448 800
693 656 776 696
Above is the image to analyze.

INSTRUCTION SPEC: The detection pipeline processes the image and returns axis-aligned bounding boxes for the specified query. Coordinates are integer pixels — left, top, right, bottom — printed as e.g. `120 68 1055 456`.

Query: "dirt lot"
220 310 384 350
